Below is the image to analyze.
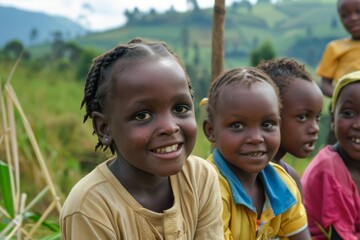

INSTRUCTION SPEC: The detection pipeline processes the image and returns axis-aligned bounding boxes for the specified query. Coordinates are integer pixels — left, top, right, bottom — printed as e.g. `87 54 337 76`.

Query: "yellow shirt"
208 149 308 240
317 38 360 85
60 155 223 240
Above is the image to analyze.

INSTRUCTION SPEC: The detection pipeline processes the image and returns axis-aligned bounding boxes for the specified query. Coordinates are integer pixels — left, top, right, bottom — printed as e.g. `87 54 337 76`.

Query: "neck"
334 143 360 172
228 163 259 188
108 157 169 194
273 149 286 164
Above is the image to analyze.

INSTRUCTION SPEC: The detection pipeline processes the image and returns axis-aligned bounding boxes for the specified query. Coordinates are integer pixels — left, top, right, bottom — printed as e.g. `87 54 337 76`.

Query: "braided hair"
206 66 281 121
257 58 313 99
80 38 193 153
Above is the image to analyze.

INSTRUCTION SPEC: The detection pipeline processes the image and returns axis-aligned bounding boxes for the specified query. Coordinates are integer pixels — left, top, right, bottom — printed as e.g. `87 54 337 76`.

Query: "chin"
158 164 184 177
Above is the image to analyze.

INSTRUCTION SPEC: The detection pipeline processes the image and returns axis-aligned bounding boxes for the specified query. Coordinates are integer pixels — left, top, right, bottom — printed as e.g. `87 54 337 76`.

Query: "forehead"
216 81 280 115
112 56 186 88
282 78 322 106
337 81 360 101
338 0 360 9
108 57 190 104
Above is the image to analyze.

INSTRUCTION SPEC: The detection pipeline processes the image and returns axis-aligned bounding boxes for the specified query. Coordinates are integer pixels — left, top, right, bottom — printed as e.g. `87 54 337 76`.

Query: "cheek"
182 117 197 135
333 118 348 135
268 130 281 149
121 128 150 149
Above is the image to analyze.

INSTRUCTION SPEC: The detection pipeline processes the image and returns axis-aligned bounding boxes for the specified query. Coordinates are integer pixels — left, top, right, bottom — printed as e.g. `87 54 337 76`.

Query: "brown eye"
134 112 152 121
232 122 244 130
174 105 189 114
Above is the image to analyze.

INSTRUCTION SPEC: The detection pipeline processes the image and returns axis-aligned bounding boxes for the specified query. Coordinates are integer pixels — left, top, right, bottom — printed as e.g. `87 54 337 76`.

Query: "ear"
203 118 216 143
92 111 113 146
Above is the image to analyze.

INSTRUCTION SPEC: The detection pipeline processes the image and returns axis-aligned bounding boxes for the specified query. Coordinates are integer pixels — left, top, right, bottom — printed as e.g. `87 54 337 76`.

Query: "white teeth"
154 144 178 154
351 138 360 143
246 152 263 157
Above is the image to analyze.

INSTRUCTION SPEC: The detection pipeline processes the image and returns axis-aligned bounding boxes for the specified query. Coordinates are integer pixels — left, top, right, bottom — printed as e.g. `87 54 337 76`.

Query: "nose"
308 119 320 135
157 113 180 135
349 12 360 21
246 128 264 144
353 116 360 129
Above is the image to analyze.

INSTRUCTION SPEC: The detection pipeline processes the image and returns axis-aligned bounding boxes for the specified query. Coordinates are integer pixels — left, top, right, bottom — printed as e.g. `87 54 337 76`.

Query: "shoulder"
269 163 298 192
60 161 115 217
302 146 340 179
270 162 296 185
327 38 351 46
182 155 218 177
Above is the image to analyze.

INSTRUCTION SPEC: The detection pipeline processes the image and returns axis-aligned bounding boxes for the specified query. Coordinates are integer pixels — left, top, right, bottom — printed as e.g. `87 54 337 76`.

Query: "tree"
3 40 24 60
51 31 65 59
331 15 338 29
192 42 200 65
29 27 38 45
180 27 190 60
211 0 225 83
249 40 275 66
187 0 200 12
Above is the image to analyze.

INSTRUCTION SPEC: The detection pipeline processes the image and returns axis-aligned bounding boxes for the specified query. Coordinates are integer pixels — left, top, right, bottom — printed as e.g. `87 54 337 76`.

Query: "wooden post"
211 0 225 83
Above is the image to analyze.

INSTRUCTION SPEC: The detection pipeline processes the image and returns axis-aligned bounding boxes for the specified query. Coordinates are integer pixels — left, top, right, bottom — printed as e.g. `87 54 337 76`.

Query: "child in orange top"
317 0 360 144
317 0 360 97
258 58 323 196
203 67 311 239
60 38 223 239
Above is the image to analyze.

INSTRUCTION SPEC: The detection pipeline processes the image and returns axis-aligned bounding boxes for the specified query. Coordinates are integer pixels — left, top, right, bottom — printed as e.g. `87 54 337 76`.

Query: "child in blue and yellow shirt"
202 67 310 239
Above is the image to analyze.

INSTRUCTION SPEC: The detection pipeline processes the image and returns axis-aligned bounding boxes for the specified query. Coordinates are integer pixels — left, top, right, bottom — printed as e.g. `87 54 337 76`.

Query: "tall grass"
1 59 62 239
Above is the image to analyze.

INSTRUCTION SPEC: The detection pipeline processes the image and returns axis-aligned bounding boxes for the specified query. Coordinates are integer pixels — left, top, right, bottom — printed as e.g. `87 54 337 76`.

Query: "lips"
244 152 265 157
152 144 179 154
350 137 360 144
303 140 316 152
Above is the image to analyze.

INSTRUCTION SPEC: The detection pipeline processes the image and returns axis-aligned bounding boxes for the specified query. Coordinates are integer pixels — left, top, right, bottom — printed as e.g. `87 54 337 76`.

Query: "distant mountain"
0 6 89 47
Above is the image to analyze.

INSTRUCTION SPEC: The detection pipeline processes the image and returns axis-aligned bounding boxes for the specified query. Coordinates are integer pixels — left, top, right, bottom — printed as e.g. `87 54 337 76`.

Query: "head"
331 70 360 160
257 58 323 160
81 38 197 177
337 0 360 40
203 67 281 174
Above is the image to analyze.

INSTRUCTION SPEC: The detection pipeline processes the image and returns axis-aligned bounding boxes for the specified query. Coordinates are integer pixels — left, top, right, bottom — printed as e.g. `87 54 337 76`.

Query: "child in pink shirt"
301 70 360 240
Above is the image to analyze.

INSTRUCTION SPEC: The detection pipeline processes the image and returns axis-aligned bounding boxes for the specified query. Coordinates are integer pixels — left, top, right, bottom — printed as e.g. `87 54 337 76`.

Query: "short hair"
206 66 281 121
257 58 313 99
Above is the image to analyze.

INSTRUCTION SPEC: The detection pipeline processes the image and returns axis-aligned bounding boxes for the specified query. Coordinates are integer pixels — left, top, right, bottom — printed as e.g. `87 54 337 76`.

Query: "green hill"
72 0 347 71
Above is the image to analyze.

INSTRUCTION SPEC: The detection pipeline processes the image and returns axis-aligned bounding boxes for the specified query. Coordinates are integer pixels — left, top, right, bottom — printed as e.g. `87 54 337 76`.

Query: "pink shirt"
301 146 360 240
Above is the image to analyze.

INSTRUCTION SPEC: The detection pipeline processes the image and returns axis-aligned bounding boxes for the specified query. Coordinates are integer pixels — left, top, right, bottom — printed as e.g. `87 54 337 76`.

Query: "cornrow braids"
257 58 313 98
80 37 193 153
206 66 280 121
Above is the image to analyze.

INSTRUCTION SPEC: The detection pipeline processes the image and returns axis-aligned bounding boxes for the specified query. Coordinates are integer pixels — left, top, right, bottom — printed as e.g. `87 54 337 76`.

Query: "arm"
320 77 334 98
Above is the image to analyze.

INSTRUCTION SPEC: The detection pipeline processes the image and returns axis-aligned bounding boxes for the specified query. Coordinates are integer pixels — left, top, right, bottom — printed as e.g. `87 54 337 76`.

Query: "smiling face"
278 79 323 159
333 81 360 160
204 81 281 175
99 57 197 177
338 0 360 39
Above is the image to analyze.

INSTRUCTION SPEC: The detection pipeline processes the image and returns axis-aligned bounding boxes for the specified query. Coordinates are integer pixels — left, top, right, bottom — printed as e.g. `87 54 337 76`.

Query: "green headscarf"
332 70 360 112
